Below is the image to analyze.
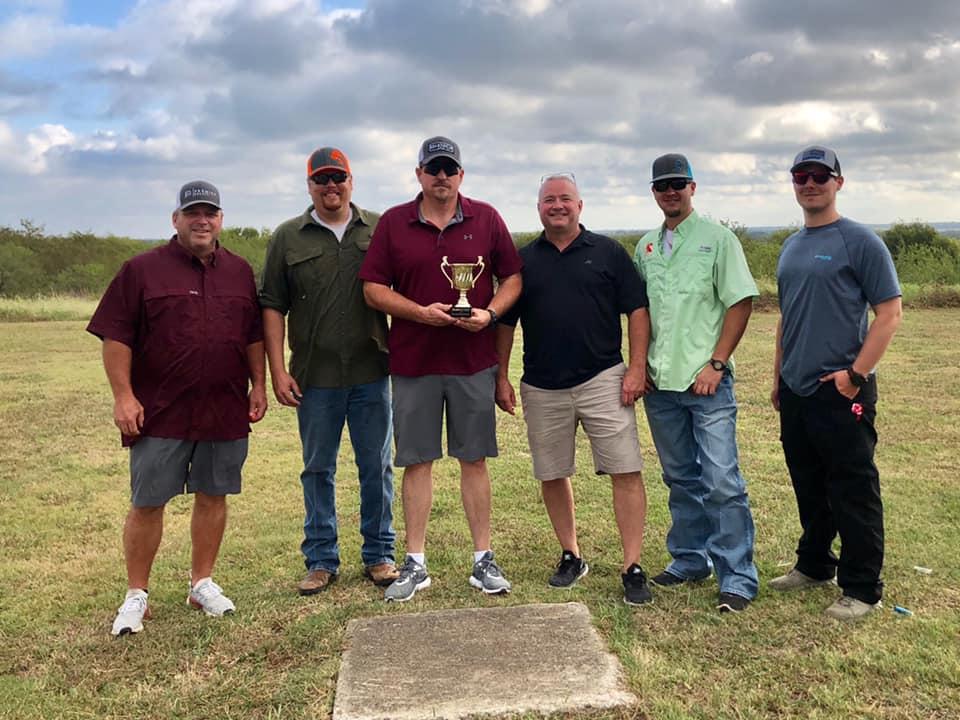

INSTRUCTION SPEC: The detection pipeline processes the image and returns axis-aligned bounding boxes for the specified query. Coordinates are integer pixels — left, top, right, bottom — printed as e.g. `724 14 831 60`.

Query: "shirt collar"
169 235 220 267
661 209 700 240
299 202 369 231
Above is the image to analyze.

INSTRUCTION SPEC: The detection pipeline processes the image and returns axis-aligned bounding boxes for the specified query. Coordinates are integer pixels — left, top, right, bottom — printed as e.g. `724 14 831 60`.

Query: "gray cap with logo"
651 153 694 182
418 136 461 167
790 145 841 174
176 180 221 211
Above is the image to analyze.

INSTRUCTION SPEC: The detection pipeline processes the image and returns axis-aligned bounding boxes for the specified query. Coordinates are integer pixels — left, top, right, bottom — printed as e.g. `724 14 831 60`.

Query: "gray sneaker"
384 556 431 602
769 568 836 592
469 551 512 595
824 595 882 621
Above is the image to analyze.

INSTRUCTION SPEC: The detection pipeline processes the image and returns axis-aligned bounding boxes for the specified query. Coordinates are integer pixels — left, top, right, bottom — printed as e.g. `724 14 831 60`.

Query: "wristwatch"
486 308 499 326
709 358 727 372
846 367 868 387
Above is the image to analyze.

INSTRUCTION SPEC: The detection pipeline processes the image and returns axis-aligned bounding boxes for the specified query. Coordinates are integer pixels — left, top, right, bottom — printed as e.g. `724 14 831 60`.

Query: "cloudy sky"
1 0 959 238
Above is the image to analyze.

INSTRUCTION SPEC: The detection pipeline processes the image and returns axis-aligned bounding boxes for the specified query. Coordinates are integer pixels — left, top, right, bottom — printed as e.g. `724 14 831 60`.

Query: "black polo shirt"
500 227 648 390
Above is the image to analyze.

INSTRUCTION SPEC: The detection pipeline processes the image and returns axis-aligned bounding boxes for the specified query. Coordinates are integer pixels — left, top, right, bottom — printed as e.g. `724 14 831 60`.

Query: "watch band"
709 358 727 372
846 367 868 387
486 308 498 326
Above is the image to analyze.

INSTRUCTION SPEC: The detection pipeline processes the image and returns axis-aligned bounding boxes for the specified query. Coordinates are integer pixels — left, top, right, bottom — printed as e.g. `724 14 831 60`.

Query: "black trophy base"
449 305 473 318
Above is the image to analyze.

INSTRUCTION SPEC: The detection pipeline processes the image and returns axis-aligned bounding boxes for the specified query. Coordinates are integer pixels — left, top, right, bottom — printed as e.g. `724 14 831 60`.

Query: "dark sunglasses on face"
652 178 692 193
792 171 836 185
422 158 461 176
310 171 349 185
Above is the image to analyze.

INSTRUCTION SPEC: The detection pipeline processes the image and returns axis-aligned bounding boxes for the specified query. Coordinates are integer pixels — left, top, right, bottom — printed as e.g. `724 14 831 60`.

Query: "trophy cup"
440 256 485 317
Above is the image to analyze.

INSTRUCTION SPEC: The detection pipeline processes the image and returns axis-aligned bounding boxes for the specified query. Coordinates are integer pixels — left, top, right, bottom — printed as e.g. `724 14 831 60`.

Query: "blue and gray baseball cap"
176 180 221 211
790 145 841 174
651 153 694 182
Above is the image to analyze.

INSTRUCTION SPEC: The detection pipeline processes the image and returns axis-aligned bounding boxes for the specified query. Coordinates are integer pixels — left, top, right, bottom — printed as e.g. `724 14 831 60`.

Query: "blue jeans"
643 374 758 598
297 378 395 573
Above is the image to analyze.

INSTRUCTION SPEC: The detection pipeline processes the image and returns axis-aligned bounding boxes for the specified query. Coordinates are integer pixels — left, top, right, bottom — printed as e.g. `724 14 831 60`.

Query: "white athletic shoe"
187 578 236 617
111 589 150 636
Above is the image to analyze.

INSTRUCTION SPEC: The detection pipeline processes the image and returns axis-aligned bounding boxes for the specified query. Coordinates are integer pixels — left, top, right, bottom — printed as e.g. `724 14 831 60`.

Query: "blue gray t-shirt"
777 217 901 396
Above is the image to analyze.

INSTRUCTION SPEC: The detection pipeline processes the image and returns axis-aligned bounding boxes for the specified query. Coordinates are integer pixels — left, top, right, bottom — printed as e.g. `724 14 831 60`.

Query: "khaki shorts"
520 363 643 481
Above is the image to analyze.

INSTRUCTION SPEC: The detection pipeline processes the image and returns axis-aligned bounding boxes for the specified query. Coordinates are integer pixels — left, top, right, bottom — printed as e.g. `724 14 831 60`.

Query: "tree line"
2 220 958 299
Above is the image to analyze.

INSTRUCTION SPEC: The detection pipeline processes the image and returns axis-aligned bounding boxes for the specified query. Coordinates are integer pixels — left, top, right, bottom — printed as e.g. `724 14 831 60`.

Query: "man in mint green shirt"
633 153 759 613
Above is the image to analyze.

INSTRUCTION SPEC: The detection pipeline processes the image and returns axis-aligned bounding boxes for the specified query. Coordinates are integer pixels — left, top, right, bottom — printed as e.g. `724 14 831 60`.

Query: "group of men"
88 138 901 636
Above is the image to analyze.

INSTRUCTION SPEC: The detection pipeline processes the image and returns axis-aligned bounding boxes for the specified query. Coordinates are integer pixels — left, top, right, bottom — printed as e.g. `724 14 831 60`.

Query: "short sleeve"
714 228 759 308
86 260 141 347
258 229 291 314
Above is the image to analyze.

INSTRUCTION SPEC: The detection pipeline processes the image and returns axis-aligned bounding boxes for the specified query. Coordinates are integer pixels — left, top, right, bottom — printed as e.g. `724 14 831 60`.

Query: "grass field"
0 309 958 720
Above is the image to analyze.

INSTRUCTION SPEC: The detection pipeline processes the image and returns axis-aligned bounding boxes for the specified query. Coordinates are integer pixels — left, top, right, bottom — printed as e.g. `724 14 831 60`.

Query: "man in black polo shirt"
495 173 653 605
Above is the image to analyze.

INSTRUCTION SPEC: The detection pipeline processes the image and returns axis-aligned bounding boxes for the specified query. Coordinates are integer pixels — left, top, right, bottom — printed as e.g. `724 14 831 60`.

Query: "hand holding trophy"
440 256 485 318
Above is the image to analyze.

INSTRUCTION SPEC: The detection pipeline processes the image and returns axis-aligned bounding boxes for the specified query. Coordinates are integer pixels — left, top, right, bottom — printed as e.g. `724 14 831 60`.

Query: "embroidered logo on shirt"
464 234 473 241
189 290 200 295
698 245 712 253
645 243 654 254
814 254 832 261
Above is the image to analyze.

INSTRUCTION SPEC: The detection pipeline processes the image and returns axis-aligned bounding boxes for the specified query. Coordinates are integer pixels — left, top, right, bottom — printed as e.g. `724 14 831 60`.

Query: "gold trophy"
441 255 485 317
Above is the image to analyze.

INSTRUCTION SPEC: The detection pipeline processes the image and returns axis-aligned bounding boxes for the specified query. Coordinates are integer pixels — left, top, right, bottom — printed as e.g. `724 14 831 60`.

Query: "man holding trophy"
360 136 523 601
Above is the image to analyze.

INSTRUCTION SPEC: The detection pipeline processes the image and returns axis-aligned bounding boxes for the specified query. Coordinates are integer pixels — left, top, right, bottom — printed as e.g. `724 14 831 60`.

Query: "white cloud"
1 0 959 237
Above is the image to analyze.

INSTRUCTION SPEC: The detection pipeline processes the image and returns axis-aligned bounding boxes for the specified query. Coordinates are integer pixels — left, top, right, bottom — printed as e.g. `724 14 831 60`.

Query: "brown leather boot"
363 562 400 587
298 569 336 596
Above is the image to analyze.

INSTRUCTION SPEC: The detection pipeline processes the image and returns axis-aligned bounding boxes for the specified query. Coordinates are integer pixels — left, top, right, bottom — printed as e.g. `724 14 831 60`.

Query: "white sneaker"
187 578 236 617
112 589 150 636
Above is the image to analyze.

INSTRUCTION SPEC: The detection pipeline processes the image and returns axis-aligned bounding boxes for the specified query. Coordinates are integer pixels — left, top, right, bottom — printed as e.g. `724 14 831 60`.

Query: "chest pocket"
286 246 336 298
676 248 715 298
143 287 202 345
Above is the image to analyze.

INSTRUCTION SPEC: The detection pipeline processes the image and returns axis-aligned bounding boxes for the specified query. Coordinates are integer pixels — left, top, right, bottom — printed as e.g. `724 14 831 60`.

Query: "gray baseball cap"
176 180 221 211
791 145 841 174
418 136 461 167
651 153 694 182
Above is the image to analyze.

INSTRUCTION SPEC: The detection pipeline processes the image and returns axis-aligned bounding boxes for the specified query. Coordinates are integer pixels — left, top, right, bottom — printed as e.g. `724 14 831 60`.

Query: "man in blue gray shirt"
770 145 902 621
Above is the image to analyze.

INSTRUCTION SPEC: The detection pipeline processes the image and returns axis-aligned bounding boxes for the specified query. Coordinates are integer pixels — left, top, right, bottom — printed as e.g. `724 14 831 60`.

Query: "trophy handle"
440 256 454 287
473 255 485 283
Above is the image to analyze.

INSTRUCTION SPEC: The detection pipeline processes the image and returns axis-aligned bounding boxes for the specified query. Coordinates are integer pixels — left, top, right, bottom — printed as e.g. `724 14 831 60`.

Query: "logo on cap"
801 148 826 162
428 141 456 154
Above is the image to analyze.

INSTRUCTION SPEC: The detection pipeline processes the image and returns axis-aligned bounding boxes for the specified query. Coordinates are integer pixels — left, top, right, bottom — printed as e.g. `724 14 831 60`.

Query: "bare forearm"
853 298 903 375
363 282 426 322
773 317 783 384
713 297 753 362
262 308 288 374
102 339 135 399
246 341 266 387
489 273 521 316
494 324 516 379
627 308 650 370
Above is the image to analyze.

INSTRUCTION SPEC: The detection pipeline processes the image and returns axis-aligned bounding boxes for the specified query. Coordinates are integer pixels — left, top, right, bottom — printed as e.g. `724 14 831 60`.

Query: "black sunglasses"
792 171 836 186
310 171 349 185
422 158 461 176
652 178 692 192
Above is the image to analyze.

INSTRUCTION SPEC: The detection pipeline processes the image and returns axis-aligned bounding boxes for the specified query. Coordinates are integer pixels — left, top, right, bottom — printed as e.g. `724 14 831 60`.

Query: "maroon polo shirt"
359 193 522 377
87 237 263 447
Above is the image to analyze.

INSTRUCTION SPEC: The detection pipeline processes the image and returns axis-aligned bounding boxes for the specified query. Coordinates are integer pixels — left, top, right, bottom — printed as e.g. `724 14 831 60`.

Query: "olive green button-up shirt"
259 204 388 389
633 210 758 391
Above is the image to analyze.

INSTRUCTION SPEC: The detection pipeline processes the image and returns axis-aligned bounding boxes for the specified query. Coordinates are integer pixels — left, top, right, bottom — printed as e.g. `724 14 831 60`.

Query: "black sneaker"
622 564 653 606
651 569 710 587
548 550 589 588
717 592 750 613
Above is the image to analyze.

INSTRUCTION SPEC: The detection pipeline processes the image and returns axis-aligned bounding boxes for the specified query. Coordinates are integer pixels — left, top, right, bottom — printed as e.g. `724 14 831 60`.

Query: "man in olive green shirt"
633 153 759 613
260 147 397 595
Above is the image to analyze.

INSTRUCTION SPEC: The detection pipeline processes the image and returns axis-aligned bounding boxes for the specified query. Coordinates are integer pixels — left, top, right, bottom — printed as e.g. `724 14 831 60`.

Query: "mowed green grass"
0 310 958 720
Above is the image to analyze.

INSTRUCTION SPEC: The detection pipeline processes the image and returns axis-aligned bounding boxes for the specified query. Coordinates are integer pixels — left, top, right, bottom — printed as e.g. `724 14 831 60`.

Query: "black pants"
778 377 884 604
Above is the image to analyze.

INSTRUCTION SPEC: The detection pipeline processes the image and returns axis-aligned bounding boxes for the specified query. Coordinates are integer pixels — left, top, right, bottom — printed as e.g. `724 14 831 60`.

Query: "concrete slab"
333 602 637 720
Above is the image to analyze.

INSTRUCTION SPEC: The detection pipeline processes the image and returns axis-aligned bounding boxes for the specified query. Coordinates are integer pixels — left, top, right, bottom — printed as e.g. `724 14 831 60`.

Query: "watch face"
710 359 725 371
